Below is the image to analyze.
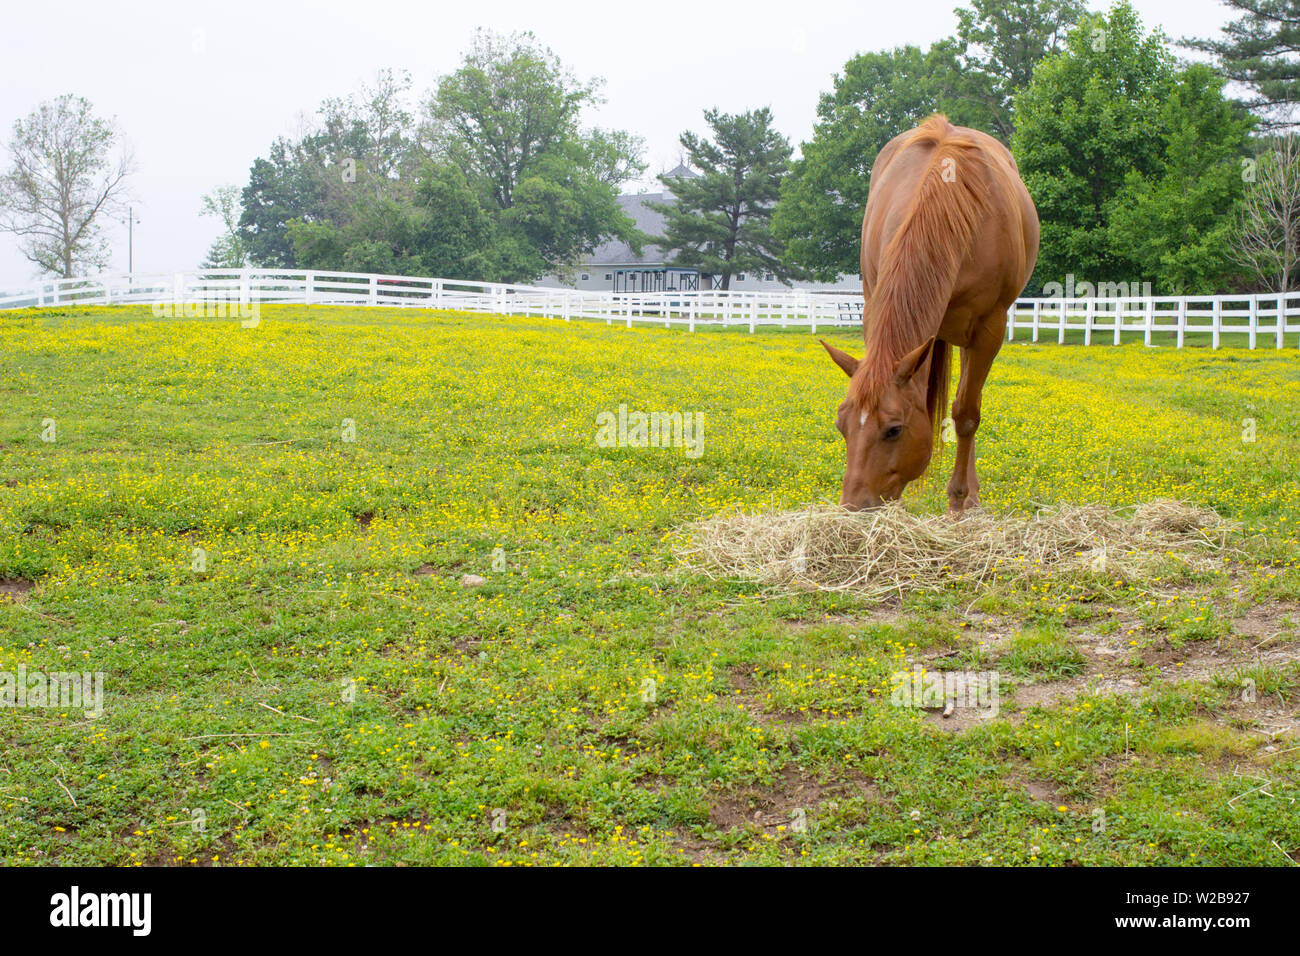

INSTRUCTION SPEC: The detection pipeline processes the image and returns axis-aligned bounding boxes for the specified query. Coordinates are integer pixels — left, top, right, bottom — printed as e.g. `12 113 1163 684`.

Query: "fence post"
1007 304 1015 342
1249 295 1258 349
1144 298 1154 347
1084 298 1094 346
305 272 315 305
1058 298 1067 345
1177 299 1187 348
1032 300 1040 342
1280 293 1287 349
809 293 817 335
1212 298 1221 349
749 295 756 334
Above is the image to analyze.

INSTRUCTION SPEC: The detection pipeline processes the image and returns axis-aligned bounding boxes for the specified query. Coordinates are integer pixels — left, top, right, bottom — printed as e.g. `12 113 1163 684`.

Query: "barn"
537 163 859 294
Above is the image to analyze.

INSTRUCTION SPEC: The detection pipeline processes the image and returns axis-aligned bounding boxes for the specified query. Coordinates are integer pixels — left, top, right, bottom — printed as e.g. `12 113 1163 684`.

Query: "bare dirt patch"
707 764 882 836
784 607 904 631
721 664 811 726
0 578 35 599
1020 632 1298 720
913 602 1300 733
1003 769 1068 807
1233 601 1300 641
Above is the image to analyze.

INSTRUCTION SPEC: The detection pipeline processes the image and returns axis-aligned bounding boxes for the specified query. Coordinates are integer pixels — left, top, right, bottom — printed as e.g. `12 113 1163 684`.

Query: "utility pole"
124 206 141 287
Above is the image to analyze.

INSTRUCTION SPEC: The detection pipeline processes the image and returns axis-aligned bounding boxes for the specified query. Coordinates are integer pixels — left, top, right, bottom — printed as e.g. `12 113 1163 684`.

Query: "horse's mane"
850 115 993 438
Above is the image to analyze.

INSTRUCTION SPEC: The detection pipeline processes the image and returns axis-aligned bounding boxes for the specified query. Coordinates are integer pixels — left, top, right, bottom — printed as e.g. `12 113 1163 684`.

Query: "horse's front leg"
947 324 1003 514
946 389 979 513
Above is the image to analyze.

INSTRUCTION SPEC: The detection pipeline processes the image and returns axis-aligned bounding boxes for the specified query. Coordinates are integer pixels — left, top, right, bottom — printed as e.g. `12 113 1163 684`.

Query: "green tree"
245 35 643 283
1187 1 1300 125
0 94 135 277
955 0 1088 139
1108 65 1255 293
286 193 425 277
410 163 500 280
650 108 799 290
199 185 249 268
422 30 644 281
1011 2 1177 288
241 71 422 269
282 218 344 271
318 69 420 193
286 160 538 282
238 137 329 268
772 44 998 282
425 31 598 210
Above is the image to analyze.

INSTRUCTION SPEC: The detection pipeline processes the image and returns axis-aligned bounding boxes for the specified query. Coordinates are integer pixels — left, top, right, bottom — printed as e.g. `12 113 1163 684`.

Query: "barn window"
604 273 612 280
581 274 589 281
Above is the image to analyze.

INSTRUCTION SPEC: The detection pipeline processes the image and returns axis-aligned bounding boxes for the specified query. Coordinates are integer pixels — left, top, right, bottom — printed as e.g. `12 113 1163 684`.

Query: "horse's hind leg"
947 316 1005 514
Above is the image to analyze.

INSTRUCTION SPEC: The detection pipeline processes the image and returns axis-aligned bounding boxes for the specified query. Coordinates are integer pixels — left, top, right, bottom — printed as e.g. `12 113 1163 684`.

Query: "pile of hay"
677 500 1234 600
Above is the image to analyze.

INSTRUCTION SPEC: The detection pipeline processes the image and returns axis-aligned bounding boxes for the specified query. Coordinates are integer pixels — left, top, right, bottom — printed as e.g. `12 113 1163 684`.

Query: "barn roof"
586 165 698 268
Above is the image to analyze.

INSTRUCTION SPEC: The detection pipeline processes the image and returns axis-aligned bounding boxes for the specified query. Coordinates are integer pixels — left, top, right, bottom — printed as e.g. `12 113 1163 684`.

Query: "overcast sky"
0 0 1234 289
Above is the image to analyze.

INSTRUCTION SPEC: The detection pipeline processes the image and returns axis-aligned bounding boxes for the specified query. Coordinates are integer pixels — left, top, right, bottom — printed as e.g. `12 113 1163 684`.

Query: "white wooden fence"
2 268 1299 347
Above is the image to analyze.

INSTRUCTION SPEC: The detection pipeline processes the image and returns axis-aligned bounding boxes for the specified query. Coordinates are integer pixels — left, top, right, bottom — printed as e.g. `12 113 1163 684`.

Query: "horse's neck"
862 291 940 379
864 134 990 366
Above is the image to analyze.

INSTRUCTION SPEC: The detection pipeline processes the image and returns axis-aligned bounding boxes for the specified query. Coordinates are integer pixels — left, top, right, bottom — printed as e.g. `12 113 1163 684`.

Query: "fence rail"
3 269 1299 347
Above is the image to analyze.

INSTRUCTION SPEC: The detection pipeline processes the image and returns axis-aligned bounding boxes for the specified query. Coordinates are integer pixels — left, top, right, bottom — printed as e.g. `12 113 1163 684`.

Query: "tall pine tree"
1188 1 1300 124
650 108 802 289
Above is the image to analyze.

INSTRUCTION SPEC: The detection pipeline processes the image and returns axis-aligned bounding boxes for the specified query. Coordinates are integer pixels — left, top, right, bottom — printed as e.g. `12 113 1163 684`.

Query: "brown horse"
821 115 1039 513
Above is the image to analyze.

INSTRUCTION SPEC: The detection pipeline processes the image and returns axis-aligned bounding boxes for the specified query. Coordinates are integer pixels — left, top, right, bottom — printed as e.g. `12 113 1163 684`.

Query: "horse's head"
821 337 937 510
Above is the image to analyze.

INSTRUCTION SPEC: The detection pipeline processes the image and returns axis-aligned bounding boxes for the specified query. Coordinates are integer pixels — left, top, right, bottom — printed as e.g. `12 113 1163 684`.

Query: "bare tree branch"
0 95 136 278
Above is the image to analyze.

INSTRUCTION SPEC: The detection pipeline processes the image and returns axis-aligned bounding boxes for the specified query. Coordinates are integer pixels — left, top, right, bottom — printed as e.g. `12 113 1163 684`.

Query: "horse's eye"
883 424 903 441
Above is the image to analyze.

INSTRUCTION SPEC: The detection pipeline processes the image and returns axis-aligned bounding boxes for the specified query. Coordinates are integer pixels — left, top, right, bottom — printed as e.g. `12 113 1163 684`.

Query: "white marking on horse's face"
859 411 868 428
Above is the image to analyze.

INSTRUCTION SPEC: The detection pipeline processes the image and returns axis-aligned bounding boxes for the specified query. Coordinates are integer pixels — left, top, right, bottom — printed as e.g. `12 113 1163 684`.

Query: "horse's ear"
892 336 936 387
820 339 859 378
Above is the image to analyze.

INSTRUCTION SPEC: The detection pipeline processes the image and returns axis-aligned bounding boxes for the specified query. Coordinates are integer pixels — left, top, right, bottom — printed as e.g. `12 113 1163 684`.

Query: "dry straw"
677 500 1235 600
